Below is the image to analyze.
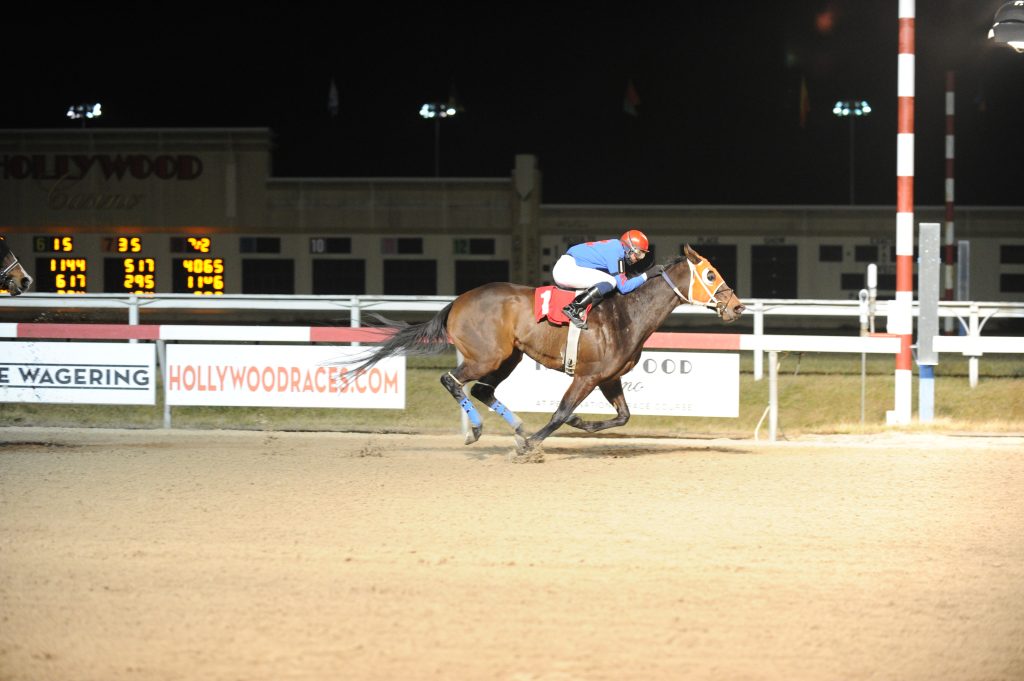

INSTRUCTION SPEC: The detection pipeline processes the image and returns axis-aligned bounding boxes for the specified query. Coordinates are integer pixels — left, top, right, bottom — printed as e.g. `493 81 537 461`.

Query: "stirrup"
563 305 588 330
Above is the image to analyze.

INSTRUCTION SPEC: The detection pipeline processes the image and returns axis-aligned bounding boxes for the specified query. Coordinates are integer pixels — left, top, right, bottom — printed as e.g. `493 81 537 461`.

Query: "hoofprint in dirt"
1 427 1022 681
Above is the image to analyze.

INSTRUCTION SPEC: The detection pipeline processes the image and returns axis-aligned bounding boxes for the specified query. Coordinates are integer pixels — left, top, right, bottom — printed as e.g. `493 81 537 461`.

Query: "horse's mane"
600 253 692 317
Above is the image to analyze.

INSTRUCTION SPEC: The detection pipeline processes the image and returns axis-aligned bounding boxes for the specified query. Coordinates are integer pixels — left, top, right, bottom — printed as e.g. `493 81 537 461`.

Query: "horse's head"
0 237 33 296
680 244 745 323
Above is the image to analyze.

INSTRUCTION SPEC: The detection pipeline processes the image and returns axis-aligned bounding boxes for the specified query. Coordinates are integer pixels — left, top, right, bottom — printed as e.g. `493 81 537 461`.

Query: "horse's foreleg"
522 376 601 453
441 371 484 445
564 378 630 433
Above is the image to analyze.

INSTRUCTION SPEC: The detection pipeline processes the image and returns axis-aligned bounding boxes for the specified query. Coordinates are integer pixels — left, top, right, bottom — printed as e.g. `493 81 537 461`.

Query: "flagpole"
433 117 441 177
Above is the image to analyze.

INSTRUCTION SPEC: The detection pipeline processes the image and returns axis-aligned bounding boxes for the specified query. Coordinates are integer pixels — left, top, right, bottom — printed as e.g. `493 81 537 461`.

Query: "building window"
454 238 495 255
242 259 293 294
819 245 843 262
240 237 281 254
309 237 351 254
1001 274 1024 293
1000 245 1024 264
750 245 795 298
854 245 878 263
840 273 864 290
313 259 365 294
455 260 510 293
381 237 423 254
384 259 436 294
876 273 897 292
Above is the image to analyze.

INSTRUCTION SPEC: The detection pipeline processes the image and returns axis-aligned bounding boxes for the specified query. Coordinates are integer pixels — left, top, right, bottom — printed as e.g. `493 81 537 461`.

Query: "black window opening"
312 259 366 295
750 245 797 298
309 237 351 255
454 238 495 255
876 273 897 292
840 273 863 290
819 245 843 262
240 237 281 254
382 237 423 255
690 244 738 295
855 245 879 263
384 259 436 295
455 260 510 294
1001 273 1024 293
1000 245 1024 264
242 259 294 294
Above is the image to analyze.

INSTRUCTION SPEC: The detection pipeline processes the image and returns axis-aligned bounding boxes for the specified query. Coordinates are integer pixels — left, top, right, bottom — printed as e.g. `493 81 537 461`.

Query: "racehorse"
342 244 744 455
0 236 33 296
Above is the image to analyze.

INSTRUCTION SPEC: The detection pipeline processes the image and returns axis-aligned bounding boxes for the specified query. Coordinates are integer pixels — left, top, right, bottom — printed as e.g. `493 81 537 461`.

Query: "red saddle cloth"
534 286 589 325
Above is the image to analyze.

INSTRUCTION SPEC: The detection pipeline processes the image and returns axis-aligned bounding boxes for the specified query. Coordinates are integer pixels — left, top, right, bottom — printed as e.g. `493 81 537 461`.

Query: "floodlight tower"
832 99 872 205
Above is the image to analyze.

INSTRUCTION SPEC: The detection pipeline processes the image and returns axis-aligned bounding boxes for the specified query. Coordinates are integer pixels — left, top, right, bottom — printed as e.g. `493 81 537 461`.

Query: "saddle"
534 286 587 374
534 286 591 326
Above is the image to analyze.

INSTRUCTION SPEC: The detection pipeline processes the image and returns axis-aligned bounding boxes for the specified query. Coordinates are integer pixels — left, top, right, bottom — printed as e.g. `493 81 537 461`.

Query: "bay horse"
342 244 744 455
0 236 33 296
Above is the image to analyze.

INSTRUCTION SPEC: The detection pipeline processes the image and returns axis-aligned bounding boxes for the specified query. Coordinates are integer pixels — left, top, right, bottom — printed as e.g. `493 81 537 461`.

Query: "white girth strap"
563 322 582 375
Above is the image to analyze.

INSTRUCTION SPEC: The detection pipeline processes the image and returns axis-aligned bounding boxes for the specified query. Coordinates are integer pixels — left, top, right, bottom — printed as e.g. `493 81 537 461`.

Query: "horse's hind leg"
441 369 486 445
469 350 526 450
565 378 631 433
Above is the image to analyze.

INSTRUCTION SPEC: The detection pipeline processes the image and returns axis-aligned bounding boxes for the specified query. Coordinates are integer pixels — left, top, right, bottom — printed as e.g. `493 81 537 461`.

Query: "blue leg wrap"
459 397 483 427
490 399 523 429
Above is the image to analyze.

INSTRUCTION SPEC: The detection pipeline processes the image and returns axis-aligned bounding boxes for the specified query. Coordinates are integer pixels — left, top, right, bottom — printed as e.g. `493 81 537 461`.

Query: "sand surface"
1 427 1022 681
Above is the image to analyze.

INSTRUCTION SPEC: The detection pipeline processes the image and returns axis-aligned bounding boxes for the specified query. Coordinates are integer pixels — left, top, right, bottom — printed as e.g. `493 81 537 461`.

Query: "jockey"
552 229 653 330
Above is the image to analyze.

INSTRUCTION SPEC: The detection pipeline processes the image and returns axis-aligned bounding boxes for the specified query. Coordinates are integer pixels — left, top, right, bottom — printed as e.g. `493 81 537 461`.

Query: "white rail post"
156 339 171 428
968 302 979 388
917 223 941 422
859 289 869 423
753 300 765 381
128 294 139 344
350 296 361 347
768 350 778 442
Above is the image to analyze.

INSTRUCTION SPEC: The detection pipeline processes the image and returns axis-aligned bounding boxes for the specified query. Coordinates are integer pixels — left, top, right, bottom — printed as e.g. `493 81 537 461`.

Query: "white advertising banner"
0 342 156 405
165 345 405 409
497 351 739 417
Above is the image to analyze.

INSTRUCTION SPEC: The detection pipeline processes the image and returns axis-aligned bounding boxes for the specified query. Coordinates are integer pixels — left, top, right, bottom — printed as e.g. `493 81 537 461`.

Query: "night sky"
4 1 1023 206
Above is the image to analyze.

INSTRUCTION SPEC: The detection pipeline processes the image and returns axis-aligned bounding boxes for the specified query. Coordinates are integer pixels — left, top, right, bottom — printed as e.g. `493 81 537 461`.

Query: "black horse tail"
332 303 454 377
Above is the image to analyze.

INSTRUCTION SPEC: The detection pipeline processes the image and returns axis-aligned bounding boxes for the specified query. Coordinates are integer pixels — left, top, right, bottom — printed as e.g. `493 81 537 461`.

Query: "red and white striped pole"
891 0 915 424
943 70 956 334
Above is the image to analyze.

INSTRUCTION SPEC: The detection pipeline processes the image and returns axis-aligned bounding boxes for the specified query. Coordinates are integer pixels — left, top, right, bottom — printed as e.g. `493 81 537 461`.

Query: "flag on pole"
328 78 339 118
799 75 810 128
623 78 640 117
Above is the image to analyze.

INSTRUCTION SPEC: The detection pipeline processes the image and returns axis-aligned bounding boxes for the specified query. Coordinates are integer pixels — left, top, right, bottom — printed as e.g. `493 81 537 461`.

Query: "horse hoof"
513 432 528 452
508 448 545 464
464 426 482 445
509 439 544 463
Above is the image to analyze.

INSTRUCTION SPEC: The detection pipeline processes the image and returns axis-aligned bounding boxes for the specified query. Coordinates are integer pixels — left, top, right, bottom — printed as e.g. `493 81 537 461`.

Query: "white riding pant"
552 254 617 291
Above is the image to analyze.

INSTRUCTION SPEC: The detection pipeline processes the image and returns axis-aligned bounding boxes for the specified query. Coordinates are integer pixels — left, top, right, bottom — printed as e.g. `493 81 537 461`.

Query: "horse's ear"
683 244 700 263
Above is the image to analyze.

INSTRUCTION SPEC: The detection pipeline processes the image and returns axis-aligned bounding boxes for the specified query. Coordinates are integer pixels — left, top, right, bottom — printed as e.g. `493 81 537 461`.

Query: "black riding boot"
562 285 604 330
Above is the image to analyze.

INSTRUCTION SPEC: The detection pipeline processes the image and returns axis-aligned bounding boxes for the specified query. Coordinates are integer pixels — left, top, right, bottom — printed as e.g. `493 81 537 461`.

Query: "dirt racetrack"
1 426 1022 681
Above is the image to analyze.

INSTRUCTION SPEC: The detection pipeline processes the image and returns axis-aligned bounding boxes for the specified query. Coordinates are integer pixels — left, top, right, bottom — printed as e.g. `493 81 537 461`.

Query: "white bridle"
659 260 730 316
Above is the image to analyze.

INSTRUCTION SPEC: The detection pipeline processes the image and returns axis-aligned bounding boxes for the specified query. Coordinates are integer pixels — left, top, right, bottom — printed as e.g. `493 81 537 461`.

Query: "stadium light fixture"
832 100 871 205
989 1 1024 53
419 102 459 177
66 103 103 126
